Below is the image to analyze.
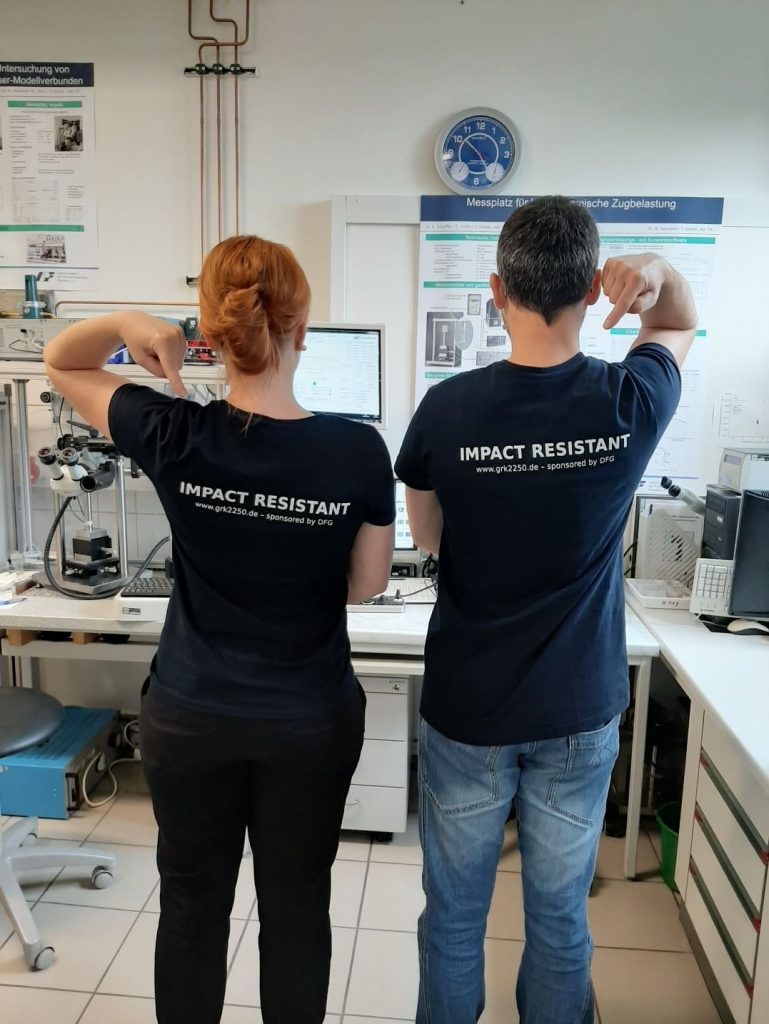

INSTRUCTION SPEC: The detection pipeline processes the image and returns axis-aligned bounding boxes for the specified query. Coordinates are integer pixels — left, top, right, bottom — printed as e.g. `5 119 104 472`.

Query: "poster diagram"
0 62 98 289
415 195 723 488
717 391 769 445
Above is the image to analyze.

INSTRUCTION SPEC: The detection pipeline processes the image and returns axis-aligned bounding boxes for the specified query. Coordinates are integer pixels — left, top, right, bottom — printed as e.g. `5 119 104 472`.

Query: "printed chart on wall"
416 195 723 489
0 62 98 289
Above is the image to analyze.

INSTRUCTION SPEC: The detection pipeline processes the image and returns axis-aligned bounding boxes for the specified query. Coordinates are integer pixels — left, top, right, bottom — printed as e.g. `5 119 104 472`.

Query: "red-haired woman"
44 235 395 1024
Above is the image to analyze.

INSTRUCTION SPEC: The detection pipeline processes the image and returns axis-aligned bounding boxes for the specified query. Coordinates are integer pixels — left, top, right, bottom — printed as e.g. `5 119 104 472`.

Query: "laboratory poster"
416 195 723 489
0 62 98 289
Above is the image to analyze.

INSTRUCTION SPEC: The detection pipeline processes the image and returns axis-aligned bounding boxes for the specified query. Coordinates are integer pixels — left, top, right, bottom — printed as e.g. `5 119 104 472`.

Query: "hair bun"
198 234 311 377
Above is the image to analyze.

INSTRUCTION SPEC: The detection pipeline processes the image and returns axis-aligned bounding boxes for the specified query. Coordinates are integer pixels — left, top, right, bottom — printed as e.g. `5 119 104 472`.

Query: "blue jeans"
417 714 620 1024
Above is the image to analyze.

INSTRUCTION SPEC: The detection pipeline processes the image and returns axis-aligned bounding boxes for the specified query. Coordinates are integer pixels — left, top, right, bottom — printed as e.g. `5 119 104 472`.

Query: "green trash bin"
656 801 681 891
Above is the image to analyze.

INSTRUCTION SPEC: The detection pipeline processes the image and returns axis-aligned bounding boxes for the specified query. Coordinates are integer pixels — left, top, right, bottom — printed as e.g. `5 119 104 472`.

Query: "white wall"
2 0 769 707
3 0 768 309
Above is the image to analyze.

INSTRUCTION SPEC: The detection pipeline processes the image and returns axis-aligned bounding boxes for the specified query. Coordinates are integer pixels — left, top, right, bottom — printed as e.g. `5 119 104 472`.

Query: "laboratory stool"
0 687 117 970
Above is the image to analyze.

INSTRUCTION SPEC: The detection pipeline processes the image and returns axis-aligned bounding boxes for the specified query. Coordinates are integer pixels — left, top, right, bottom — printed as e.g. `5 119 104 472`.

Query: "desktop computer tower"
702 485 741 559
730 490 769 620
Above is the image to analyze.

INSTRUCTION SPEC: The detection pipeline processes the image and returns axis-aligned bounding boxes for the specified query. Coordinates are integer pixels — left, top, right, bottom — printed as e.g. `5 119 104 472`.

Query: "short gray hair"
496 196 600 325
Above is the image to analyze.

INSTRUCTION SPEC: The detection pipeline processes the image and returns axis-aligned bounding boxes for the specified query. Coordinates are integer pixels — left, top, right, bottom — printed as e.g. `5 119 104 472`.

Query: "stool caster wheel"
20 831 38 847
373 832 393 844
92 867 114 889
32 946 55 971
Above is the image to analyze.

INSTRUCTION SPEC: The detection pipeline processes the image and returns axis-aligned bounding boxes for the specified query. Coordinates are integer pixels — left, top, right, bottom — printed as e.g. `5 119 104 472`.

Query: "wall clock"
435 108 522 195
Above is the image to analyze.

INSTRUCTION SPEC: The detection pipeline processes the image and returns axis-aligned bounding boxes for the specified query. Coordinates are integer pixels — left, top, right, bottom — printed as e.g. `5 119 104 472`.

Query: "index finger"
158 350 187 398
603 279 641 330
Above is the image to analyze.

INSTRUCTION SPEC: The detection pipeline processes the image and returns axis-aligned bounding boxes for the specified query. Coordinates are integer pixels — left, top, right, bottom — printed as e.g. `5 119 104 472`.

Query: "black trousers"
139 684 365 1024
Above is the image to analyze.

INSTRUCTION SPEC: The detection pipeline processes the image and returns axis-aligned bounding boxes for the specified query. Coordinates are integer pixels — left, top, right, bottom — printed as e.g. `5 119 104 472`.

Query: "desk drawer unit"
342 675 410 835
343 784 408 834
691 818 759 978
687 867 752 1024
686 714 769 1024
697 768 767 913
352 739 409 789
702 717 769 844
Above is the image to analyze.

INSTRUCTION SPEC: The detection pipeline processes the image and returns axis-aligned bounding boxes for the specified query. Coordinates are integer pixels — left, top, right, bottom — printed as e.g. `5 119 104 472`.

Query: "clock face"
435 109 521 195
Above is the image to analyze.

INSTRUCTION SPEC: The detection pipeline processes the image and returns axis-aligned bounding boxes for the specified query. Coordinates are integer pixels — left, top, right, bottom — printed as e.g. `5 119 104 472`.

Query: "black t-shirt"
108 385 394 718
395 345 681 745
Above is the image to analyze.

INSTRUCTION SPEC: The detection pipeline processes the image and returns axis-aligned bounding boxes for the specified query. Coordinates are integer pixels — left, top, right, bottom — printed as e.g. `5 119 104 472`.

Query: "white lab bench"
0 594 657 866
628 600 769 1024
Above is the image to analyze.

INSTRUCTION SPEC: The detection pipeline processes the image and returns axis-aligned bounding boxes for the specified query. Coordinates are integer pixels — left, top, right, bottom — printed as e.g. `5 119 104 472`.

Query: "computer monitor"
294 323 384 423
394 480 415 551
730 489 769 620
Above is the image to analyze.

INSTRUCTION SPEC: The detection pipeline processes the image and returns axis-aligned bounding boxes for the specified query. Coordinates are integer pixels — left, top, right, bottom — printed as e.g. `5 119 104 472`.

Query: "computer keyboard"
689 558 733 616
345 578 437 614
120 575 174 599
114 573 435 623
384 578 437 603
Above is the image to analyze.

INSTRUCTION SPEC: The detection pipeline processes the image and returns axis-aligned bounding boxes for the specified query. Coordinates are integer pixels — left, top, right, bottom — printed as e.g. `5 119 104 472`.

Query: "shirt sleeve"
394 389 434 490
108 383 186 481
618 343 682 440
364 428 396 526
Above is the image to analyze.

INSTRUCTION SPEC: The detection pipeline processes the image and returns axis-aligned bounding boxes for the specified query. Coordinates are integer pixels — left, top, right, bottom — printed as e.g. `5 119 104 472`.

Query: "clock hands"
463 137 488 172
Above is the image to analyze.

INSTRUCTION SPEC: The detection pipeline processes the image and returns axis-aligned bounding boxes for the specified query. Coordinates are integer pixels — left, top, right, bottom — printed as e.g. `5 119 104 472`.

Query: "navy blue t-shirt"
108 385 394 718
395 345 681 745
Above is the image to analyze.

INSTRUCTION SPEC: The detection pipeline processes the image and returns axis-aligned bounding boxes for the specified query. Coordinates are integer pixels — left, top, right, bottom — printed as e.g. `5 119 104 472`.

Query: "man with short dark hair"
396 195 696 1024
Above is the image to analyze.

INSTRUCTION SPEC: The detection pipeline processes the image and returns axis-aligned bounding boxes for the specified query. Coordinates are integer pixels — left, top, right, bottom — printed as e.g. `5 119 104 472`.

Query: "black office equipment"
702 485 742 559
730 490 769 620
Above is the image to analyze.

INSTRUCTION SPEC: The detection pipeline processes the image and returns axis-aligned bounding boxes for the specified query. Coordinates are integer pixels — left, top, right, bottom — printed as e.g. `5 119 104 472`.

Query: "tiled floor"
0 788 720 1024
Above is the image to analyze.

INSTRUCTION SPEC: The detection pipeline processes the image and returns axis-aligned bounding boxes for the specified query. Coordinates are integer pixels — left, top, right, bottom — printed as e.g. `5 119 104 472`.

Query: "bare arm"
43 312 187 437
405 487 443 556
347 522 394 603
601 254 697 368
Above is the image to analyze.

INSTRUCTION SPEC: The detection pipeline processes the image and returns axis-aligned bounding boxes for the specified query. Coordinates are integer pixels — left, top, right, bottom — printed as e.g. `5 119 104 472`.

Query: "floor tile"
226 922 354 1014
0 986 89 1024
0 907 13 947
98 912 246 997
108 761 150 795
344 1019 408 1024
227 1012 338 1024
0 904 136 989
482 937 525 1023
588 879 690 951
487 871 525 941
33 803 111 842
593 947 720 1023
87 795 158 847
330 859 367 928
337 831 372 862
148 853 255 920
369 813 423 865
595 831 661 883
497 821 522 872
345 929 418 1019
80 994 156 1024
40 842 158 911
360 862 423 932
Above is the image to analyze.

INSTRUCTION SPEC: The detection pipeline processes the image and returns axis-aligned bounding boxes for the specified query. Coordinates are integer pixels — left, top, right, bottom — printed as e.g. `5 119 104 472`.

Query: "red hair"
198 235 311 376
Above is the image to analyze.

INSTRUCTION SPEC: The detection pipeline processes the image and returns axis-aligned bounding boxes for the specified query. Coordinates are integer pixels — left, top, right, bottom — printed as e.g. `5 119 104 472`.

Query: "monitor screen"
730 489 769 620
294 324 383 422
394 479 415 550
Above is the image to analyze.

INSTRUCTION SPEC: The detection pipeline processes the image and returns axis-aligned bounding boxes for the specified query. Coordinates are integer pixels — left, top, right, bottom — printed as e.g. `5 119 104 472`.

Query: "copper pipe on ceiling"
209 0 245 235
215 41 223 243
188 2 219 263
187 2 252 255
195 34 224 246
209 0 250 47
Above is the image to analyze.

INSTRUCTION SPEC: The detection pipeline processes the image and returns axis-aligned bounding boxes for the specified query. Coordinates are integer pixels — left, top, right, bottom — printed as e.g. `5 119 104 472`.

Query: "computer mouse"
726 619 769 636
